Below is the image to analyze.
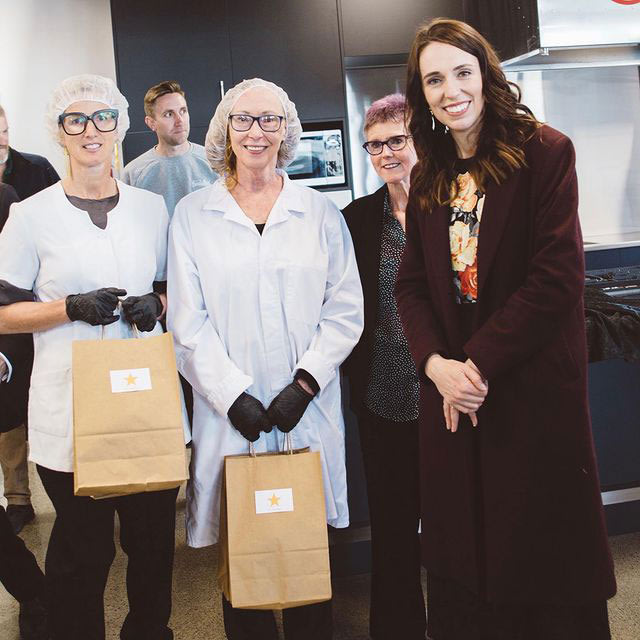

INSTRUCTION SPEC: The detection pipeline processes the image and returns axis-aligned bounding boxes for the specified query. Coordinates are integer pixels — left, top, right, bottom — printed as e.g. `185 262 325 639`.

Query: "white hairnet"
46 74 130 146
205 78 302 176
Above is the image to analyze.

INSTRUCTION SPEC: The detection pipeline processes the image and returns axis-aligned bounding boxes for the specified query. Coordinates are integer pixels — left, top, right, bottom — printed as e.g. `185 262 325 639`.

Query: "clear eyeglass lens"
62 114 88 134
258 115 281 132
92 110 118 132
387 136 407 150
366 142 384 154
230 115 253 131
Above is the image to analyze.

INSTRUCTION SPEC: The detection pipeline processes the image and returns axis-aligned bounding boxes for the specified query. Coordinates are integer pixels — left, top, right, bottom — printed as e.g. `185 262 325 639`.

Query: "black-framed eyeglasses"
362 134 412 155
58 109 119 135
229 114 285 132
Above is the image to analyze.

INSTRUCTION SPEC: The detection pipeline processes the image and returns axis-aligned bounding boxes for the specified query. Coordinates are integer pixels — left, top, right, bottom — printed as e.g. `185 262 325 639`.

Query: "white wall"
508 66 640 239
0 0 117 177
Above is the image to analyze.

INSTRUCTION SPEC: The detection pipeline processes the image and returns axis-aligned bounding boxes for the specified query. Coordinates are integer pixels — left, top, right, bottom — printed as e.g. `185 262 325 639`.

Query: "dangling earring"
444 126 449 135
63 147 72 178
430 110 435 131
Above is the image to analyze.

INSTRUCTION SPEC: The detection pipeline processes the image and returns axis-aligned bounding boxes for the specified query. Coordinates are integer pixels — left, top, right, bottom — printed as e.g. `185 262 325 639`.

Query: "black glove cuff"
294 369 319 396
290 380 314 402
149 292 164 317
65 295 79 321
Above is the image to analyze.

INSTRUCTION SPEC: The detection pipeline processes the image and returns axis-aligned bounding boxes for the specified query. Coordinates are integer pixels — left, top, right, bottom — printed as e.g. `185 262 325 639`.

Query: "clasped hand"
425 354 488 432
227 380 315 443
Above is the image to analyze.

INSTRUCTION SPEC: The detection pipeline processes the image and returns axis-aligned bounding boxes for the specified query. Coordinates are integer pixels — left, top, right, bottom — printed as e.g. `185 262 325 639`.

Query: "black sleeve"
0 184 19 232
44 160 61 186
153 280 167 294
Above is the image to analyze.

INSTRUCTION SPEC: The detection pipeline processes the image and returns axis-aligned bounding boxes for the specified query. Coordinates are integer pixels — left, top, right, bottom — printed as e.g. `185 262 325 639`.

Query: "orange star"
269 493 280 507
125 373 138 386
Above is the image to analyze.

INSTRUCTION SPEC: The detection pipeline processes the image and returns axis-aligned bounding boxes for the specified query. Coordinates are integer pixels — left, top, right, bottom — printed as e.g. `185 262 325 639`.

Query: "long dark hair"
406 18 540 212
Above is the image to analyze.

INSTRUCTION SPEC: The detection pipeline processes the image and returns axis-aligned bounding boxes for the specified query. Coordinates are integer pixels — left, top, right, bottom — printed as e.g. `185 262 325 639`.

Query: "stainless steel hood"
466 0 640 70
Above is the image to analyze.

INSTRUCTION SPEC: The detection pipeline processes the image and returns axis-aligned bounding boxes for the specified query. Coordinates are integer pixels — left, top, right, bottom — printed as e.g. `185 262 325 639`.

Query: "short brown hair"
406 18 540 211
143 81 185 117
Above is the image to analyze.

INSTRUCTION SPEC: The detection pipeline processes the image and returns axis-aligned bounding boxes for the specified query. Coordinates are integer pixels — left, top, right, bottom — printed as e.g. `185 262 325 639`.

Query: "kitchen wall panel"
228 0 345 121
111 0 233 163
507 66 640 239
340 0 464 58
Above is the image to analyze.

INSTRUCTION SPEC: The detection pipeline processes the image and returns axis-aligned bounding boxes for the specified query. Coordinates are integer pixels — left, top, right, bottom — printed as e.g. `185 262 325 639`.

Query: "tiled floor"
1 464 639 639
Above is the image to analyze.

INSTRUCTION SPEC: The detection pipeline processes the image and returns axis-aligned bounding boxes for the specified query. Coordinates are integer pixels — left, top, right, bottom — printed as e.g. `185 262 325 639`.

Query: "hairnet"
46 74 130 146
205 78 302 176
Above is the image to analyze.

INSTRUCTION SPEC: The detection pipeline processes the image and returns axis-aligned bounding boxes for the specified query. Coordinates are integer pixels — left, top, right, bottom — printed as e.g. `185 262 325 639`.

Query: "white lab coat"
0 181 169 472
168 173 364 548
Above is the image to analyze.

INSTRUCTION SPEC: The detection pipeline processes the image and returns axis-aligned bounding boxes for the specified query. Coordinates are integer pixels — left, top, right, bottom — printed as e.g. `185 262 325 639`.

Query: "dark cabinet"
111 0 346 163
464 0 539 62
340 0 464 59
111 0 233 161
227 0 345 121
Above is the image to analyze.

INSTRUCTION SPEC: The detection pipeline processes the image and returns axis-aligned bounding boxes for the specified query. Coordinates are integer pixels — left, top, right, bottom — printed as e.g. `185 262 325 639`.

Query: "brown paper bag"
72 331 188 497
218 441 332 610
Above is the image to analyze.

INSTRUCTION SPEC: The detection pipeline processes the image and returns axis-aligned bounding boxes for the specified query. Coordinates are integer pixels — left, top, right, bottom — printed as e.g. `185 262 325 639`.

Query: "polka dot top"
364 191 419 422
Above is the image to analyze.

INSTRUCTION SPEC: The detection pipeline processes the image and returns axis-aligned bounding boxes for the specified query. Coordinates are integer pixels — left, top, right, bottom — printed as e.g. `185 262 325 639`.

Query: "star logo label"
255 488 294 514
110 367 153 394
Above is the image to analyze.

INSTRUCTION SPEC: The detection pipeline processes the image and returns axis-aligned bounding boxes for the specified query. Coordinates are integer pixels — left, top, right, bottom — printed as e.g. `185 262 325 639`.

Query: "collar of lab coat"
202 169 307 230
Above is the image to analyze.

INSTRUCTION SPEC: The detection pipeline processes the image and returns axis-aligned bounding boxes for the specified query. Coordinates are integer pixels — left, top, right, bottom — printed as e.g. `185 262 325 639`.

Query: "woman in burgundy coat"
395 18 616 640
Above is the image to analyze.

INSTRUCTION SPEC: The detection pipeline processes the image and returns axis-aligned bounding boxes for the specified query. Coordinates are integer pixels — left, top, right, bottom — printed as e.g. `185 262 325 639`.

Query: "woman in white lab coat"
168 78 364 639
0 75 178 640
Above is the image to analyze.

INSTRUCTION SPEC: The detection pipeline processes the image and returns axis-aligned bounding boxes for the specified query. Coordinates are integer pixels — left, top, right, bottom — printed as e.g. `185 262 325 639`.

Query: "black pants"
357 408 426 640
222 596 333 639
0 505 44 602
37 465 178 640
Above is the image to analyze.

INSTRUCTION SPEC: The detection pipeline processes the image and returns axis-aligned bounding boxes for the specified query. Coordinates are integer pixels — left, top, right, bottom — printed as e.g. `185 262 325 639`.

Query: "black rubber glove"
227 392 273 442
267 381 314 433
65 287 126 326
121 293 163 332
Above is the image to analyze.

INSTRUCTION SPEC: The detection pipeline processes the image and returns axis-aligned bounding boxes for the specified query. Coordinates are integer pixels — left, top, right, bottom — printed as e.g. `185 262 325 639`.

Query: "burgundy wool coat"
395 125 616 605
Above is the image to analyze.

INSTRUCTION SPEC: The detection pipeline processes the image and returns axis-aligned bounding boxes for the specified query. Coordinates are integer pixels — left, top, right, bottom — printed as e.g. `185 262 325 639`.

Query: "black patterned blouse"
364 192 419 422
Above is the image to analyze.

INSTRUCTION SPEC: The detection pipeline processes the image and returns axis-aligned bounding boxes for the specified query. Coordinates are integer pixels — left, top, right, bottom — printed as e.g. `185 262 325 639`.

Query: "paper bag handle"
99 302 141 340
248 432 293 457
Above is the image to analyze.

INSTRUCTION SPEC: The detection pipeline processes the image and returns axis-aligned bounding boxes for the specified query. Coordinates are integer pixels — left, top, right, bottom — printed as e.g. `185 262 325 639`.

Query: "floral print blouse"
449 170 485 304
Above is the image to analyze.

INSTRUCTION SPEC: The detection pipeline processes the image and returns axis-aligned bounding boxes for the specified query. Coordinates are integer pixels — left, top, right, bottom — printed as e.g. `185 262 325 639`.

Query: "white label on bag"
255 488 294 514
110 368 152 393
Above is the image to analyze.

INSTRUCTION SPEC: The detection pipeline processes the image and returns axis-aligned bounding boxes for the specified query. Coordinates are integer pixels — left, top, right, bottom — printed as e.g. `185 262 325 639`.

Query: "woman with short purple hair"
342 94 426 639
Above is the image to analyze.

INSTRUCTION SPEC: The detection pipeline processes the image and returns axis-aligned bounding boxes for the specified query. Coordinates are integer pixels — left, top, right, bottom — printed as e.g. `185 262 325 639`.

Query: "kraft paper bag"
72 331 188 497
218 441 332 610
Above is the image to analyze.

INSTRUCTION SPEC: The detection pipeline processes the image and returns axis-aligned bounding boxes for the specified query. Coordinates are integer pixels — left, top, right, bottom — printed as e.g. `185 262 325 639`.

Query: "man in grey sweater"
121 81 215 217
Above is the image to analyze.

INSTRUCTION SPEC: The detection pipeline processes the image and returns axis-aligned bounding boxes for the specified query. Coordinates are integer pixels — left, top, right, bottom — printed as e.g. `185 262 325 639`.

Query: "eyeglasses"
229 114 285 132
362 134 412 156
58 109 119 135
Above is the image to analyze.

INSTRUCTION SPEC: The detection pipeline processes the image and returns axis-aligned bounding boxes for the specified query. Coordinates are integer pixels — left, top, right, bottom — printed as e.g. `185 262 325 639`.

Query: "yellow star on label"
125 373 138 386
269 493 280 507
